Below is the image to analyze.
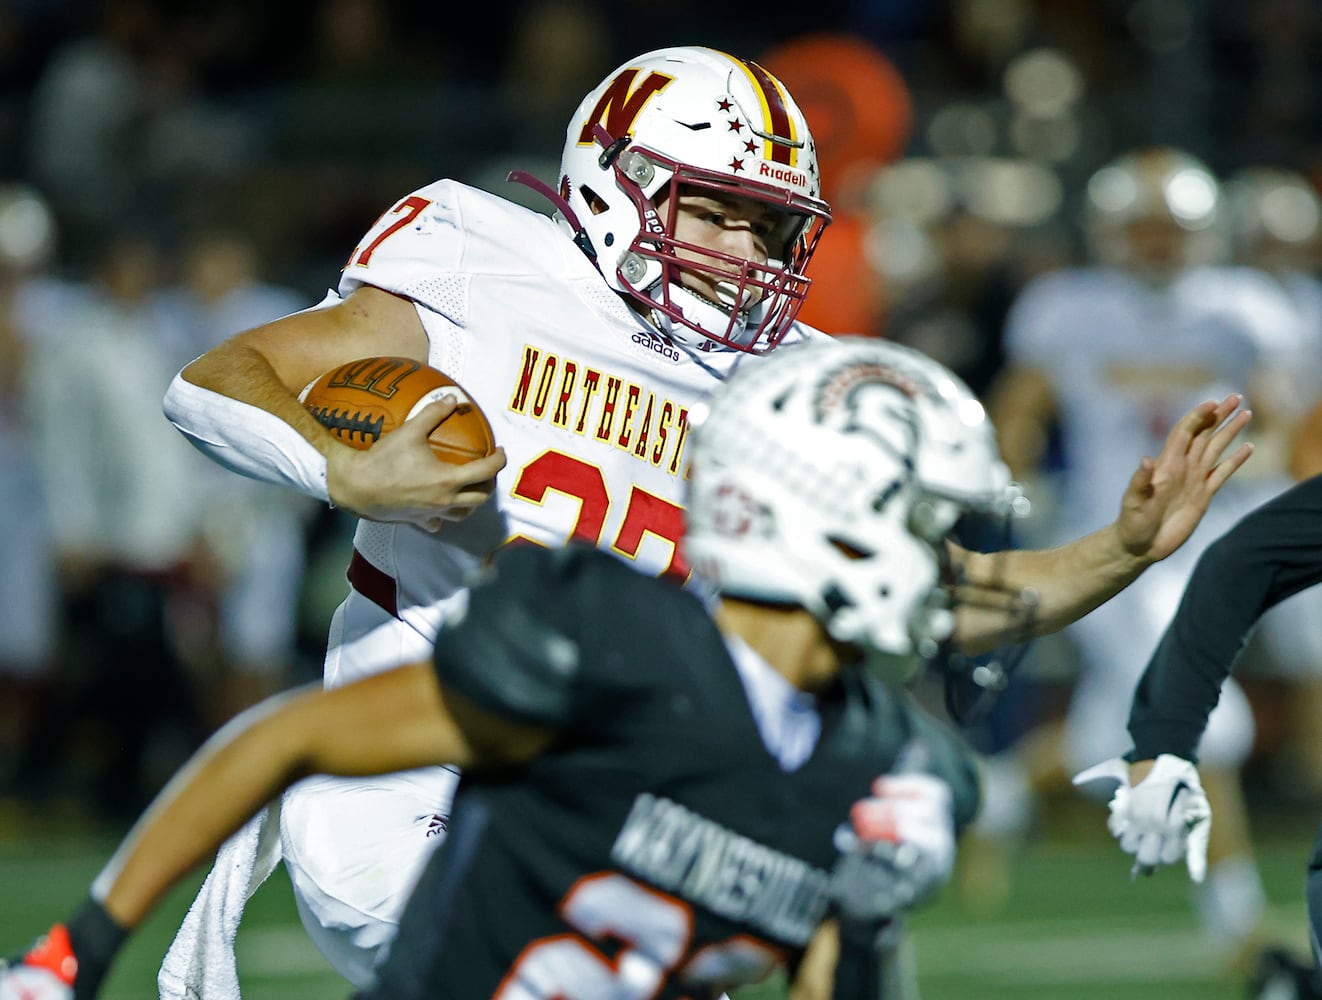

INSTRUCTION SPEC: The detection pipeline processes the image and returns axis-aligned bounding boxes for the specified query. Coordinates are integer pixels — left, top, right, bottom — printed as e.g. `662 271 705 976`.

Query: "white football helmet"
847 338 1021 544
523 46 831 353
1084 146 1226 278
683 340 951 662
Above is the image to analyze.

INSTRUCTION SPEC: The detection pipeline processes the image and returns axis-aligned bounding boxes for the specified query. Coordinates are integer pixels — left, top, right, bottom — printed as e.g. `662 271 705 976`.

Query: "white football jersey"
330 179 827 680
1004 264 1299 541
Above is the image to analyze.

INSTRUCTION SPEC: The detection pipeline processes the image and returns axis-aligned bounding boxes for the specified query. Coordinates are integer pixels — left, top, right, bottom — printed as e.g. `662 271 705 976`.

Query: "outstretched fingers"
1194 404 1251 463
1167 394 1250 465
1205 439 1254 492
1165 394 1235 455
1186 395 1253 480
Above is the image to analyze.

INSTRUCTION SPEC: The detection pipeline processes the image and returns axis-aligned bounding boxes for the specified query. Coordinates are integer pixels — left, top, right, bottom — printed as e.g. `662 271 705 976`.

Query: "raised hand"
1116 394 1253 564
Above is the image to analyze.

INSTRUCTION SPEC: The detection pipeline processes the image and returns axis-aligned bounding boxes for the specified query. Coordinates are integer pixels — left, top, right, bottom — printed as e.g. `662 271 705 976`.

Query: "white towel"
157 802 284 1000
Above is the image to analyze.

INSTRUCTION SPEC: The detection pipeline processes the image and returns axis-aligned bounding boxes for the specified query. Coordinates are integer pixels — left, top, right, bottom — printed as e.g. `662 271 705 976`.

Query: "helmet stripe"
733 58 798 167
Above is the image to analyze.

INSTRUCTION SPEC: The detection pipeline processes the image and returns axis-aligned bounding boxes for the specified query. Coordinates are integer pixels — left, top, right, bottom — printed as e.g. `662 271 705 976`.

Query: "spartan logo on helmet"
814 362 921 472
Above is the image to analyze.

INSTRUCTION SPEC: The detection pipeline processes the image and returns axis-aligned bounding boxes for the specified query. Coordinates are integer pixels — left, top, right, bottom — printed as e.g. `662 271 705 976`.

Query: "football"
300 356 496 464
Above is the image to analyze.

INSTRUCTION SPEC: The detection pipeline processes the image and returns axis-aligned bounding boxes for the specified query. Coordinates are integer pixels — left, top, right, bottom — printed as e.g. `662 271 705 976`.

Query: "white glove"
829 773 957 923
1073 753 1211 883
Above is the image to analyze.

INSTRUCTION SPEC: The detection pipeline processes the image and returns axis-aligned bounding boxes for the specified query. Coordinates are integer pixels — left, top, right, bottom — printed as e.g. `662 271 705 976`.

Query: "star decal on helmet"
727 119 744 133
728 158 745 173
743 139 758 153
717 98 733 112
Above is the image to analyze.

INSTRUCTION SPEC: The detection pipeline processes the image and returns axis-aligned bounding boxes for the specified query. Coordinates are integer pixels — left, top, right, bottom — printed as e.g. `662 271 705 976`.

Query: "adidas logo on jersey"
631 330 683 362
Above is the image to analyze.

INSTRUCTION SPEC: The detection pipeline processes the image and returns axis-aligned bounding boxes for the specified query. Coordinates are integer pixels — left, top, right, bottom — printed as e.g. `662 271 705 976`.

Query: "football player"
1 340 982 1000
154 46 1255 993
985 146 1291 960
1074 471 1322 1000
157 46 840 992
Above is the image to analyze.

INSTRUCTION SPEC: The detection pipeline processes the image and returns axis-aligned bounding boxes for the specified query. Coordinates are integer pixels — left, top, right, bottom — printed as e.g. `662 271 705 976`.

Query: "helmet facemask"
933 544 1041 725
610 146 827 353
834 339 1038 705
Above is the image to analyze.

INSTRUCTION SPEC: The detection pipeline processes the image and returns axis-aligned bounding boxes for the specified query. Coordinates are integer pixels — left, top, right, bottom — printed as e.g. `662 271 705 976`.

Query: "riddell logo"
632 331 682 362
758 162 807 188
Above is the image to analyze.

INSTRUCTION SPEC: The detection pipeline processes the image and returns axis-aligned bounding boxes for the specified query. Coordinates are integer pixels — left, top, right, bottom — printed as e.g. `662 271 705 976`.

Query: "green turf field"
1 801 1314 999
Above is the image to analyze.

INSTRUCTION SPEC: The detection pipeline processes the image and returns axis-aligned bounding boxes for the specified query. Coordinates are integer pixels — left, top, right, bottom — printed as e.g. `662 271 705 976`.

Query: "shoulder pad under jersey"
338 180 593 322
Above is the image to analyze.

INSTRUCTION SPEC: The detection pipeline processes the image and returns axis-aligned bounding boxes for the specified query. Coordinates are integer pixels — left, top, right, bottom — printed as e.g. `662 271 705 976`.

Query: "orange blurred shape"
760 33 913 203
796 212 887 337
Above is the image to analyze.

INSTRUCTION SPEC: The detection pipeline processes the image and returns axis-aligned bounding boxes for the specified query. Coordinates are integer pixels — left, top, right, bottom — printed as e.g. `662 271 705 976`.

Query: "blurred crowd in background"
3 0 1322 930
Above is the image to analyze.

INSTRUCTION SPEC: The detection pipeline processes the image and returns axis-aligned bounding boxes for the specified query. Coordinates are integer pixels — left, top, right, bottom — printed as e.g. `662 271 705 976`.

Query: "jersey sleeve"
337 181 470 323
1128 473 1322 761
430 544 606 730
336 180 570 326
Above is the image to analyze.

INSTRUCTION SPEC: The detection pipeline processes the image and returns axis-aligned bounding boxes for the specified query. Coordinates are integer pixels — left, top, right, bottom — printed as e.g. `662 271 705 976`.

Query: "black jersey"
1129 473 1322 761
361 542 978 1000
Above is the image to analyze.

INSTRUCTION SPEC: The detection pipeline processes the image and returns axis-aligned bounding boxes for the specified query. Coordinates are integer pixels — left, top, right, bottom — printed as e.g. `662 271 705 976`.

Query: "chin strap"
505 170 597 263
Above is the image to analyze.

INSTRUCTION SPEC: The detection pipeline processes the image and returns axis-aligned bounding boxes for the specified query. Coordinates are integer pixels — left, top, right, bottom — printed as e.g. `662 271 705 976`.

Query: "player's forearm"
90 687 322 928
164 370 335 502
92 664 480 927
164 289 433 502
1127 530 1270 760
164 343 341 502
176 337 338 454
951 523 1146 654
1129 474 1322 759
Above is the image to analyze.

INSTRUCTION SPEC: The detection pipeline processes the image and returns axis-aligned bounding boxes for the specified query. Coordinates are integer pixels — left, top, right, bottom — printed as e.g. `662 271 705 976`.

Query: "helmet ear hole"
579 185 610 216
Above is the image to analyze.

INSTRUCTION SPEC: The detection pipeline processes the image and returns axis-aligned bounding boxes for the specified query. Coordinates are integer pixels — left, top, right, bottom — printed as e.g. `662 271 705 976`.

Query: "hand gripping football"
300 356 496 464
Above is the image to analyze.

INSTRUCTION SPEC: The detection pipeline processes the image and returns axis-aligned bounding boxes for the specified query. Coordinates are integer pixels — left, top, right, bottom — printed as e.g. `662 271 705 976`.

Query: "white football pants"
280 592 459 987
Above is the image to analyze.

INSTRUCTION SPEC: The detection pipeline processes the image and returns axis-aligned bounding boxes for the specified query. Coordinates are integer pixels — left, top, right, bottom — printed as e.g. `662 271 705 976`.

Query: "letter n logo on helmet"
577 69 674 146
